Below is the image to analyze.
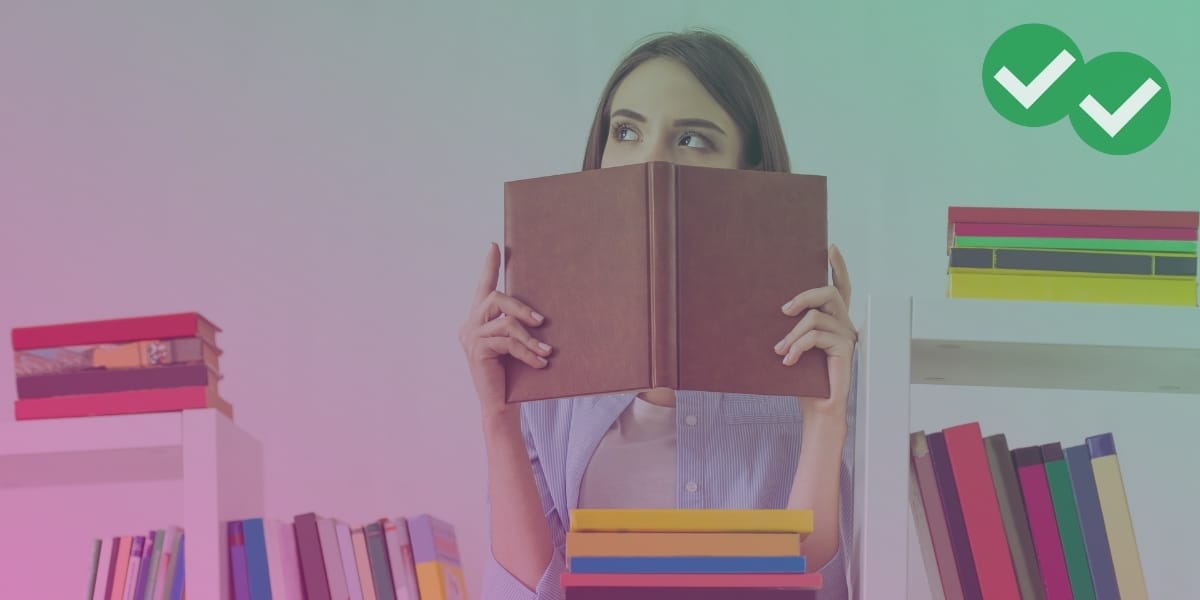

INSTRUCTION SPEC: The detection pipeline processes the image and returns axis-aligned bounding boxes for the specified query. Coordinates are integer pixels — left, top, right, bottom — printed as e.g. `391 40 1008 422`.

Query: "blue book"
242 519 274 600
567 555 806 574
170 534 186 600
1064 444 1119 600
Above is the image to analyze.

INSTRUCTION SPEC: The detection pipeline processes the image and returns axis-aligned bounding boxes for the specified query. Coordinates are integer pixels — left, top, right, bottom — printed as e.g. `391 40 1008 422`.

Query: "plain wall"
1 1 1196 597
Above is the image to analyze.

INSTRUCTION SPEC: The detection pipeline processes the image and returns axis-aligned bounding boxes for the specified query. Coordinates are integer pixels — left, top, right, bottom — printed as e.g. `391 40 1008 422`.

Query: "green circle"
982 24 1085 126
1068 52 1170 155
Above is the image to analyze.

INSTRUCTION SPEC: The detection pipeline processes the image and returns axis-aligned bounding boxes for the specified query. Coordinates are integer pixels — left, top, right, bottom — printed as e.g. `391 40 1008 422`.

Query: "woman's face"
600 57 744 170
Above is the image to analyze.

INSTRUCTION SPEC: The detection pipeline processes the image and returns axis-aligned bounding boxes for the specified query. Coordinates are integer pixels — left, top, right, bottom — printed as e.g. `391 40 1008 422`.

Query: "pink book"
1013 446 1074 600
953 222 1196 241
11 311 220 351
274 520 305 600
942 423 1020 600
152 527 183 600
385 517 419 600
110 536 132 600
560 572 823 589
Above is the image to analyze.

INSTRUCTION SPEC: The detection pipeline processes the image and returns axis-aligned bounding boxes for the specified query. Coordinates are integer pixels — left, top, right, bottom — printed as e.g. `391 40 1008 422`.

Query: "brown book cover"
503 161 829 403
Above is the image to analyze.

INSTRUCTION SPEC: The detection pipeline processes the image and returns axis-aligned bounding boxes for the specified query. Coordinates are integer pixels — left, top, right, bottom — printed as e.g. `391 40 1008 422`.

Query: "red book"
11 312 220 351
13 385 233 420
948 206 1198 229
953 222 1197 241
942 422 1021 600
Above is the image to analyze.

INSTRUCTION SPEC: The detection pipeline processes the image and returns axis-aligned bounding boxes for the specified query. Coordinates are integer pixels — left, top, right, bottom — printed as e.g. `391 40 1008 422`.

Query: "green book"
1042 443 1097 600
954 235 1197 254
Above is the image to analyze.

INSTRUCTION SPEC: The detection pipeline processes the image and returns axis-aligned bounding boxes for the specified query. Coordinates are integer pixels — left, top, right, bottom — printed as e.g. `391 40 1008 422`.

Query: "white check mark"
1079 78 1162 137
994 49 1076 109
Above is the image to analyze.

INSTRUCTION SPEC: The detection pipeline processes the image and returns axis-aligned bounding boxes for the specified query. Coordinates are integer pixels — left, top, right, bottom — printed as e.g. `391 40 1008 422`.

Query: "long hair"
581 29 790 172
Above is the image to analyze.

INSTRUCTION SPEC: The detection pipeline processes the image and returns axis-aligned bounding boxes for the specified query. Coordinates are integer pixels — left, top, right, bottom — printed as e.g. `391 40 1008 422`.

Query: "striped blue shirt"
481 350 858 600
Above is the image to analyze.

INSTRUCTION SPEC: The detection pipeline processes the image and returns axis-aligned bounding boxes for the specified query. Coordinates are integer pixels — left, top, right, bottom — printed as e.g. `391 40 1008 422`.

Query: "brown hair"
581 29 790 172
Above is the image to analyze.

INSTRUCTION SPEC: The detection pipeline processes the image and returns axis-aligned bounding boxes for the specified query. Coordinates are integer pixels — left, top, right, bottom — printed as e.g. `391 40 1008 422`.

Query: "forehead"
609 57 735 125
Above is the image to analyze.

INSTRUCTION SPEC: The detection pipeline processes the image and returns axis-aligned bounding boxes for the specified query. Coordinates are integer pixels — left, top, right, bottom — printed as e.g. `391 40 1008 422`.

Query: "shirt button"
684 415 698 426
685 481 698 493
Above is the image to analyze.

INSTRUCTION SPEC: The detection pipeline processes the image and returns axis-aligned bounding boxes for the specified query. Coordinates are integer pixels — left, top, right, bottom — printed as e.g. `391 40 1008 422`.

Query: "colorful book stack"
10 312 232 420
561 508 822 599
221 512 464 600
87 526 186 600
910 422 1147 600
946 206 1199 306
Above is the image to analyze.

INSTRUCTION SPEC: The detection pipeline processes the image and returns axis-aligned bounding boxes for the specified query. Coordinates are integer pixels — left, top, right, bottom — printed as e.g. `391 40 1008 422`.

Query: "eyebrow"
610 109 727 135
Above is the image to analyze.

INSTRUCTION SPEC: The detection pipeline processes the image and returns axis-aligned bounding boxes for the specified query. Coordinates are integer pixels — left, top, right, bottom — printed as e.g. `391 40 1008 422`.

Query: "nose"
644 143 674 164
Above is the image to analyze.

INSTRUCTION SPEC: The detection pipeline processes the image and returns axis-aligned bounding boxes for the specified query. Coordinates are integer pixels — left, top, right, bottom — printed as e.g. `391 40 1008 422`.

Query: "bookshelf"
0 408 263 599
850 295 1200 600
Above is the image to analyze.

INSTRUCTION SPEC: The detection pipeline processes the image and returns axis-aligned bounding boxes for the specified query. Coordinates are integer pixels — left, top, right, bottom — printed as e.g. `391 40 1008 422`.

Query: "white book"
336 520 365 600
317 516 350 600
350 526 378 600
123 537 144 600
383 518 417 600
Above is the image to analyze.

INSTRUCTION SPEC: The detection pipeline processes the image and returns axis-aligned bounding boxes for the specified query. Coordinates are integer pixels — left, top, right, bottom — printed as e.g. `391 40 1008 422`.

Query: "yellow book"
947 267 1197 306
568 509 814 533
1088 434 1148 600
565 531 804 557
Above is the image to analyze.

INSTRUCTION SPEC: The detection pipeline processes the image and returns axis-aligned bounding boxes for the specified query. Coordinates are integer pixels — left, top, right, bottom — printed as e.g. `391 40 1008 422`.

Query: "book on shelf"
87 526 184 600
945 206 1198 306
503 161 830 403
561 508 822 599
9 311 233 421
195 512 465 600
910 422 1147 600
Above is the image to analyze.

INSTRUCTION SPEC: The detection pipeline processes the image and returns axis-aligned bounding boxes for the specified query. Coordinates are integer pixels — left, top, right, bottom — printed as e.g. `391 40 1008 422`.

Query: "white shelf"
910 298 1200 394
0 408 263 600
852 295 1200 600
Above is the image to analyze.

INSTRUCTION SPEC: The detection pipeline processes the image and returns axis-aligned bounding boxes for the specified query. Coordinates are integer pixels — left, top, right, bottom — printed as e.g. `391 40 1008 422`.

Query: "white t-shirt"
577 395 677 509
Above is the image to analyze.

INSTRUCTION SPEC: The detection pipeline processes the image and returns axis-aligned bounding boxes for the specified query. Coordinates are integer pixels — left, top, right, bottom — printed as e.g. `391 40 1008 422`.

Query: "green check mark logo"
982 24 1171 155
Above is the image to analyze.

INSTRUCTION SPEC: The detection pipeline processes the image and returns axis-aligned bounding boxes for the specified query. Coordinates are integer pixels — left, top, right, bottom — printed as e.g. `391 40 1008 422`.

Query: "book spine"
241 519 274 600
567 555 806 574
15 363 214 399
11 312 208 351
925 432 982 600
1012 446 1072 600
954 222 1197 241
1087 433 1148 600
647 161 678 389
1041 444 1096 600
942 423 1020 600
13 385 231 421
351 526 378 600
335 521 365 600
294 513 332 600
1064 445 1120 600
982 434 1044 600
365 522 398 599
911 432 961 600
947 206 1199 229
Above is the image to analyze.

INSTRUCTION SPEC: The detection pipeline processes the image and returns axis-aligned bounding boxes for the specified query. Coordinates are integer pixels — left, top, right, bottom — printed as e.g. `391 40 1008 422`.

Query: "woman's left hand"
775 243 857 418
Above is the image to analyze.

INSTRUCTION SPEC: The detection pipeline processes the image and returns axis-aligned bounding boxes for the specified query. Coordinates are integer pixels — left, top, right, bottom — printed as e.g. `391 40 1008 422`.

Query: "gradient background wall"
1 0 1196 598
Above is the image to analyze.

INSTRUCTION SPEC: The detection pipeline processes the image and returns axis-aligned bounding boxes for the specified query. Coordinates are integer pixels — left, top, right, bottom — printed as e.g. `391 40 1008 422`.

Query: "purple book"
229 521 252 600
14 362 217 399
105 536 120 600
294 513 331 600
170 535 185 600
1065 444 1120 600
131 530 154 600
927 431 982 600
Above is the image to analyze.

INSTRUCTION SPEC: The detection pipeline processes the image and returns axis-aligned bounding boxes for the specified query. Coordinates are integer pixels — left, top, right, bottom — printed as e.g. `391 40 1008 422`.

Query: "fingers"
782 285 849 321
472 243 502 310
477 336 548 369
830 243 852 308
477 290 545 326
781 327 855 366
774 309 855 357
477 314 552 359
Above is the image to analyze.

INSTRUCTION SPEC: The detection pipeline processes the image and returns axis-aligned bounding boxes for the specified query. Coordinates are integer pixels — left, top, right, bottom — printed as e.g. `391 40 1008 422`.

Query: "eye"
679 130 711 149
611 122 640 142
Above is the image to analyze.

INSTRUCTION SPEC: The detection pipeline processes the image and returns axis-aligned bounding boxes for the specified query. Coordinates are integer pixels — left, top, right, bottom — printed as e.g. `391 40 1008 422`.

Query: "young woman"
459 30 859 600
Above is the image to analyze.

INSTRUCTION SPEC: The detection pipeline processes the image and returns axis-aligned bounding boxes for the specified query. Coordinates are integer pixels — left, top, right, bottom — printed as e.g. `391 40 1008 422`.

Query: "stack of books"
561 508 822 599
87 526 185 600
910 422 1146 600
946 206 1198 306
10 312 231 420
227 512 464 600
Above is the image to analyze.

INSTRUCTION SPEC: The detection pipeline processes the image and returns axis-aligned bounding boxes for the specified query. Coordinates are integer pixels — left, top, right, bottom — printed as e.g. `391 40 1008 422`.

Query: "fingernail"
774 340 786 353
538 342 551 352
781 301 792 312
532 311 544 322
539 356 548 365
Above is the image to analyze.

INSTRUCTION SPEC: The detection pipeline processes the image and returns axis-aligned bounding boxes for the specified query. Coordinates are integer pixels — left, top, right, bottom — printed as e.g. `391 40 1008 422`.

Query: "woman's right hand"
458 243 553 419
